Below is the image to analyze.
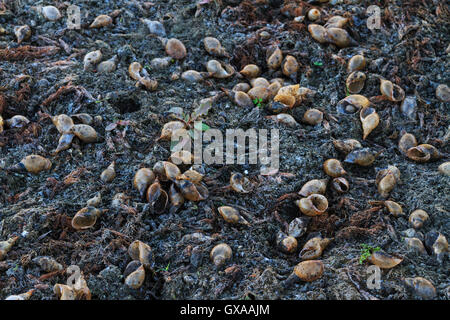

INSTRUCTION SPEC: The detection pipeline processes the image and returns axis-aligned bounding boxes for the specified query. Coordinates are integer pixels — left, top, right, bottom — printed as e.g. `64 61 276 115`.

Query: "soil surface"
0 0 449 300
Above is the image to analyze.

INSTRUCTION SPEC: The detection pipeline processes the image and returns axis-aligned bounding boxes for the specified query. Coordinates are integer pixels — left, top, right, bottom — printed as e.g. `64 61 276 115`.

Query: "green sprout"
345 85 351 96
313 61 323 66
359 244 381 264
253 98 263 108
157 263 170 272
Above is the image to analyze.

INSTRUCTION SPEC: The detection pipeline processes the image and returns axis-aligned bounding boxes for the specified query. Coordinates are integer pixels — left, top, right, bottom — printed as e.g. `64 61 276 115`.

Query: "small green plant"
359 244 381 264
253 98 263 108
345 85 351 96
313 61 323 66
157 263 170 272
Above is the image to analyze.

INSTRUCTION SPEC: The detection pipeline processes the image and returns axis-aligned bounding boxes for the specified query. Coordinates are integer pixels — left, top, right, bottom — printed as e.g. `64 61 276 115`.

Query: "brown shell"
165 38 187 60
20 155 52 174
323 159 346 177
398 133 417 154
298 179 328 197
296 194 328 216
71 207 101 230
89 15 113 28
380 79 405 102
367 251 403 269
239 64 260 79
346 71 366 94
210 243 232 267
347 54 366 73
218 206 249 225
409 209 429 229
293 260 324 282
299 237 332 260
133 168 156 197
303 108 323 125
308 24 327 44
128 240 153 268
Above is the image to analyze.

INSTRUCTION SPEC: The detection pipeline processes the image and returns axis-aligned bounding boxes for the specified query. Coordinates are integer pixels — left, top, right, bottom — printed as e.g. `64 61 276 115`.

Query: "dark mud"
0 0 449 300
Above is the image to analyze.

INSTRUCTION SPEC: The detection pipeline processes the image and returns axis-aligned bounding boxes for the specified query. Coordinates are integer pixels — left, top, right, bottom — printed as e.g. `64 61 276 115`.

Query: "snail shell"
384 200 403 217
128 62 144 81
151 57 172 70
206 60 234 79
293 260 324 282
324 27 354 48
299 236 332 260
307 8 321 21
298 179 328 197
19 155 52 174
277 232 298 254
398 132 417 154
165 38 187 60
203 37 228 57
169 183 184 209
159 121 186 140
128 240 153 268
125 264 146 289
53 284 76 300
53 133 74 154
97 55 117 73
282 55 299 80
346 71 366 94
331 177 349 193
42 6 62 21
409 209 429 229
323 159 346 177
71 113 93 125
344 148 378 166
367 251 403 269
100 161 116 183
5 289 34 300
347 54 366 73
89 14 113 28
169 150 194 165
69 124 98 143
33 256 63 272
288 217 309 238
332 138 362 154
230 173 252 193
404 237 426 254
146 181 168 213
250 77 270 88
83 50 102 71
218 206 249 225
266 46 283 70
267 81 282 99
360 107 379 140
153 161 181 182
181 70 205 83
303 108 323 125
273 94 296 109
404 277 436 300
178 169 204 183
175 179 208 202
52 114 74 134
233 83 251 92
247 86 269 102
296 194 328 216
438 162 450 176
14 25 31 44
336 94 370 114
406 144 441 163
424 231 448 261
210 243 232 268
376 171 397 198
266 113 299 127
239 64 260 79
435 84 450 102
380 79 405 102
0 236 19 261
308 24 327 43
86 192 101 207
71 206 101 230
324 15 348 28
142 19 166 37
234 91 254 108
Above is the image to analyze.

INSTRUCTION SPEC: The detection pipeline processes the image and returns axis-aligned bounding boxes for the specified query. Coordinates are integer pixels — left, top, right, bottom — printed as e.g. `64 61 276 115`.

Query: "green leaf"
313 61 323 66
194 122 210 132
